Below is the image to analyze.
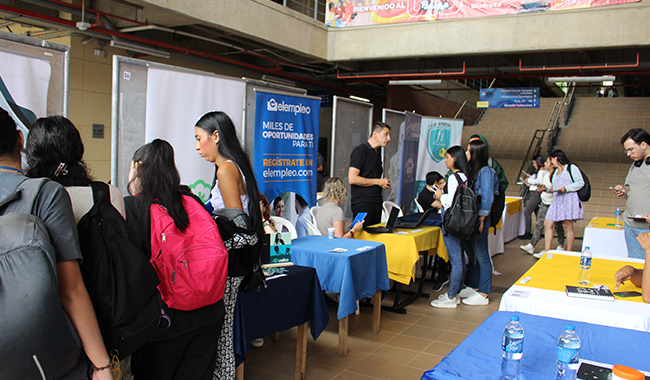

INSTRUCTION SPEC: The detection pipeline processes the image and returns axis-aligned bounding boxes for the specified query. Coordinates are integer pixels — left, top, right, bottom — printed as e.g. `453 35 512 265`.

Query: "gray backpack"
0 178 82 380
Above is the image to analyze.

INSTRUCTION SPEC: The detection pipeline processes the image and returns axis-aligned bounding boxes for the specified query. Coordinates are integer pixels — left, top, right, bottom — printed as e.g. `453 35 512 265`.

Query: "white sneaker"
458 287 478 298
250 338 264 348
556 246 566 251
462 293 490 306
533 250 547 259
430 293 458 308
520 243 534 254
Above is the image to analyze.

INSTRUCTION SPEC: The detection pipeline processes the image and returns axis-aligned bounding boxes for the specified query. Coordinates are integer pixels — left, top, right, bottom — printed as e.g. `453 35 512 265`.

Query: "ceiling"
1 0 649 102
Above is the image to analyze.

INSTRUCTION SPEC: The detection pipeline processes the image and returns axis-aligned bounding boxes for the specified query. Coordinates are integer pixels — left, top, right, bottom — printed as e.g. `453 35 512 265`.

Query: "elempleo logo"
266 98 311 115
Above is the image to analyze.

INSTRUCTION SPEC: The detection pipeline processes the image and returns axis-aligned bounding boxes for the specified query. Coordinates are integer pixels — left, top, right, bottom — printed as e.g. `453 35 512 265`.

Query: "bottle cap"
510 315 519 321
612 365 644 380
566 324 575 331
585 247 590 250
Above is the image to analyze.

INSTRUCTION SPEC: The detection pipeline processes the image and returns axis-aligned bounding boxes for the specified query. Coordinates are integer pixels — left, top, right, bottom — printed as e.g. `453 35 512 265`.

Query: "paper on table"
329 248 348 253
266 274 288 281
519 276 533 284
411 229 424 233
356 246 373 251
394 231 408 235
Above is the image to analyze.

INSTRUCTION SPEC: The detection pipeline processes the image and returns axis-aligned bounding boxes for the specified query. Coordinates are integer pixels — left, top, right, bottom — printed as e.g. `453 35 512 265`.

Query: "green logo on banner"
427 126 452 163
188 179 211 203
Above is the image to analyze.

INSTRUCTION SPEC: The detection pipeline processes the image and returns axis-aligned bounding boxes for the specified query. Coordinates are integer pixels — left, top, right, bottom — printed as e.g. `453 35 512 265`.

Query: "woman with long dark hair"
194 111 263 380
541 149 585 255
429 146 471 309
23 115 118 380
125 139 225 380
520 154 545 239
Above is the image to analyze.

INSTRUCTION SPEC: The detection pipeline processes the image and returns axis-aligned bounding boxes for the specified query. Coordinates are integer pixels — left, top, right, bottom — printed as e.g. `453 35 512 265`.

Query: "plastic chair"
270 216 298 240
382 200 403 222
415 199 424 213
310 206 320 229
304 220 321 236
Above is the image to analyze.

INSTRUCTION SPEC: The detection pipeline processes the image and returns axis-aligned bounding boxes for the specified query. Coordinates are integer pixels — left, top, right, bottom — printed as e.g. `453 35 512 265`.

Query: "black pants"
352 202 383 227
132 307 225 380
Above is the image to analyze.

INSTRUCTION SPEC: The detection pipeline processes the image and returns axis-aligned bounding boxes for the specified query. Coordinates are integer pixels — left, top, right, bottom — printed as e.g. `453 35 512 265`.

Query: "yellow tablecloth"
587 216 625 229
506 196 522 216
515 253 644 303
355 225 447 285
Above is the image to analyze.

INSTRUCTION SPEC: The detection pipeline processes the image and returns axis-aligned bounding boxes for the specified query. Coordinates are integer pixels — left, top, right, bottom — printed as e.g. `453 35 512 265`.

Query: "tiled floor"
240 238 549 379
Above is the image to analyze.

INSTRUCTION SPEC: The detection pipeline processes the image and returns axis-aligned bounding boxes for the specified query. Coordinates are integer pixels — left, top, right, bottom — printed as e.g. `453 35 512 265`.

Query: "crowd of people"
1 105 649 380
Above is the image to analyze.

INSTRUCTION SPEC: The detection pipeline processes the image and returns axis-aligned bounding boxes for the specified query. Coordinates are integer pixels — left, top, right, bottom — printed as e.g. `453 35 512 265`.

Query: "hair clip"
54 163 68 177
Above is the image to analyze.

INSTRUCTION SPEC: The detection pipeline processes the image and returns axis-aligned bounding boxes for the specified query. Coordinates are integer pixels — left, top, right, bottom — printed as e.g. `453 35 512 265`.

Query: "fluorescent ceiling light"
388 79 442 86
547 76 615 84
349 95 370 102
110 40 170 58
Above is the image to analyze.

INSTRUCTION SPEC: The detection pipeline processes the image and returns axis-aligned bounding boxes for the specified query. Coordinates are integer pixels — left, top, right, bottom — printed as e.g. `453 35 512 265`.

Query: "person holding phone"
613 129 650 259
614 231 650 303
315 177 364 238
417 171 446 212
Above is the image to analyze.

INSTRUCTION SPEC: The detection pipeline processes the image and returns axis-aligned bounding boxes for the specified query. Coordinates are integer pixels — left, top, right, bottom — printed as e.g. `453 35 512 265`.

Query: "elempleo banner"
254 91 320 207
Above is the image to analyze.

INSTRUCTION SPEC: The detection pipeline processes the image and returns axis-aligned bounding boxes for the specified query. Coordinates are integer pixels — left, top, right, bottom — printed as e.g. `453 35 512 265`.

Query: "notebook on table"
364 207 399 234
565 286 615 302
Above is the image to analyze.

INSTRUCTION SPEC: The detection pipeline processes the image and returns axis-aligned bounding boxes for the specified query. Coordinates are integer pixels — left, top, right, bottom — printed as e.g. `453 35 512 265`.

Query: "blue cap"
510 315 519 321
566 324 575 331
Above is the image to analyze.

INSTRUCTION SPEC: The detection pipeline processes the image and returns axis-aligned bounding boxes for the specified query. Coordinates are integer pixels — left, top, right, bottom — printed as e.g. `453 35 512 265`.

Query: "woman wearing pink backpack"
125 139 226 380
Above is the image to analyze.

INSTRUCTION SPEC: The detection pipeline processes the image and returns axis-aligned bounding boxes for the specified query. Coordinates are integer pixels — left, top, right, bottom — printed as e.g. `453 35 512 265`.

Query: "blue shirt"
295 208 312 238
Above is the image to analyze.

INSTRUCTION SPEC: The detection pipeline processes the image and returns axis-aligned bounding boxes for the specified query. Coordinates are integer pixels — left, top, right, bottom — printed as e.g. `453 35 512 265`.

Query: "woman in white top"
315 177 364 238
521 154 545 239
194 111 263 380
429 146 470 309
24 115 117 380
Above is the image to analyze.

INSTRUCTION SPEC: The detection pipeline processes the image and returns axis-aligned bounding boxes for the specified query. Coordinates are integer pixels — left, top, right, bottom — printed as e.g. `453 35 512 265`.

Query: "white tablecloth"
582 217 628 258
488 197 525 257
499 251 650 332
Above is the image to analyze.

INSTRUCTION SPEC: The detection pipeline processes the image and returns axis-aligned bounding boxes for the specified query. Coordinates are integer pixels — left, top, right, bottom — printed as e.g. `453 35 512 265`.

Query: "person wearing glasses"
613 129 650 259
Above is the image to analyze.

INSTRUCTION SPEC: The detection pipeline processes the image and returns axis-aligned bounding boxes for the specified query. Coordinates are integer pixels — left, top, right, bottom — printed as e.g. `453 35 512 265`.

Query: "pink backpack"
149 195 228 311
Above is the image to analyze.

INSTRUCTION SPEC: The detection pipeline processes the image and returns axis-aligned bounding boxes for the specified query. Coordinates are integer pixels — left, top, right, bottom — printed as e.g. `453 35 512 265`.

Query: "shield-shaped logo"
427 125 452 163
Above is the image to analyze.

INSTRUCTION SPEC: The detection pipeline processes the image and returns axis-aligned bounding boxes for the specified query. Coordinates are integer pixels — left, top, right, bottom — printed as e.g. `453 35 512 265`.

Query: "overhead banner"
415 117 464 197
478 88 540 108
254 91 320 207
397 112 421 213
326 0 639 27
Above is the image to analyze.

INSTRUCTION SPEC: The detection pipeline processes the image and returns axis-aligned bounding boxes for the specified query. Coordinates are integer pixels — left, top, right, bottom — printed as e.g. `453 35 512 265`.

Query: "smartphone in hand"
351 212 367 227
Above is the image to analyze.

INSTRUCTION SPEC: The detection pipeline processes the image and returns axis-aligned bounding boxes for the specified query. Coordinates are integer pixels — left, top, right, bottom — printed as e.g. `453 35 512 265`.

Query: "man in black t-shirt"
348 122 391 226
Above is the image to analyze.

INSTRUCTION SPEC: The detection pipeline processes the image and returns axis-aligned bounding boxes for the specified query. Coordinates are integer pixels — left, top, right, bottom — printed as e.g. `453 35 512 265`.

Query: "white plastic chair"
382 200 403 222
304 219 322 236
270 216 298 240
310 206 320 229
415 199 424 213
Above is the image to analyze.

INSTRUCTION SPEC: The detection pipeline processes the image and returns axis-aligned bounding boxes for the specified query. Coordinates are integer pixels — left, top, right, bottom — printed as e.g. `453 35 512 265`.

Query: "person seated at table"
295 194 312 238
315 177 364 238
259 193 279 234
614 231 650 303
417 171 446 212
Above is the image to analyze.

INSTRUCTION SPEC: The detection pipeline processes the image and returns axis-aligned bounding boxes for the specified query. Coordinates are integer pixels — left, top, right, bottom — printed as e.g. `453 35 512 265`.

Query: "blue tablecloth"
291 236 390 320
233 265 329 366
421 311 649 380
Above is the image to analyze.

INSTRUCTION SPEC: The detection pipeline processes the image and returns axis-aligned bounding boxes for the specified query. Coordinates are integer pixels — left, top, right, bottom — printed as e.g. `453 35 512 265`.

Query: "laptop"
364 207 400 234
394 207 437 229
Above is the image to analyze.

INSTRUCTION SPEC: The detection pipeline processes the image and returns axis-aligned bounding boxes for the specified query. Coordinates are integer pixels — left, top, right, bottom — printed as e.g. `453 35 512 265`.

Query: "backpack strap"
86 181 112 219
567 164 575 183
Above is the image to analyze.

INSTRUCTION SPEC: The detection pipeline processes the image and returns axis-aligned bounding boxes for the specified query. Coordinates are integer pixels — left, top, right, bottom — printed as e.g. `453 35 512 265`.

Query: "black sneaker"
518 233 533 240
432 277 450 292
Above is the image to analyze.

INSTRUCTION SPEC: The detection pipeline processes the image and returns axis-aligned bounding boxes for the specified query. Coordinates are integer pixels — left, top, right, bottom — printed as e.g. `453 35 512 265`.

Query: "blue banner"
254 92 320 207
478 88 540 108
398 112 421 213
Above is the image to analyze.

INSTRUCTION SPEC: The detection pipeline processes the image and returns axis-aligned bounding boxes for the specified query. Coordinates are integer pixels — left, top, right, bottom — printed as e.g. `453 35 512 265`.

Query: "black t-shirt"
349 142 383 205
417 187 439 212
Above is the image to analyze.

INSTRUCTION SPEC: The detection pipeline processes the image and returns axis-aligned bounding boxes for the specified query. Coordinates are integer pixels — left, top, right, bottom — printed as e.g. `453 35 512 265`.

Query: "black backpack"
0 178 82 380
77 181 162 359
567 164 591 202
442 173 480 240
489 184 506 232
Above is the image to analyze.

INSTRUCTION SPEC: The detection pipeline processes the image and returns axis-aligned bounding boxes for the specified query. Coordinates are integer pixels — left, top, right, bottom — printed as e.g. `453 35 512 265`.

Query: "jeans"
441 224 465 299
624 224 649 259
465 216 493 295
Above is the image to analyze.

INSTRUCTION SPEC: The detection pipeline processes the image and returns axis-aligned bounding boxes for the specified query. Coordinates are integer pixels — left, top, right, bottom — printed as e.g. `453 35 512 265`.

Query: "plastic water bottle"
615 205 622 228
577 246 592 285
500 315 524 380
556 325 580 380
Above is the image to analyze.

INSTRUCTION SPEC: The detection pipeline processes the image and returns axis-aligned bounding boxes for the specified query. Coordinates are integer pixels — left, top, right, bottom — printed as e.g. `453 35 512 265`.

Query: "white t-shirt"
66 184 125 223
440 172 467 211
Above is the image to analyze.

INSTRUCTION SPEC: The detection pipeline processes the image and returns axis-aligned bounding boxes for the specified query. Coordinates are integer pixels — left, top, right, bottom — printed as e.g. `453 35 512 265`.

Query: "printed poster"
397 112 421 213
254 92 321 207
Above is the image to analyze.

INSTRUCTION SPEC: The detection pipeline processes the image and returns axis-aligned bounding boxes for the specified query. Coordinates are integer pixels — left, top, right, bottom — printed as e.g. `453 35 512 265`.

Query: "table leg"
338 316 349 357
295 322 308 380
236 363 244 380
271 332 280 342
372 290 381 335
